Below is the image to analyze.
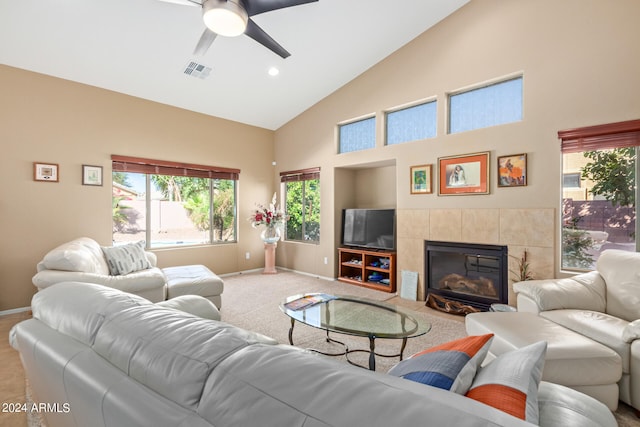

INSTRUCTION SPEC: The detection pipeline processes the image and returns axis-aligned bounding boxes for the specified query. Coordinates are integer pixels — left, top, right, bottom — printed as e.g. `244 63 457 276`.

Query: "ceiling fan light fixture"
202 0 248 37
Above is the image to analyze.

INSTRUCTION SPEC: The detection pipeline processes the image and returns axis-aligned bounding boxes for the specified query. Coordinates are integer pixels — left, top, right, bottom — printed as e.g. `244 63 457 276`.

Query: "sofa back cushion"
40 237 110 275
31 282 152 346
597 249 640 321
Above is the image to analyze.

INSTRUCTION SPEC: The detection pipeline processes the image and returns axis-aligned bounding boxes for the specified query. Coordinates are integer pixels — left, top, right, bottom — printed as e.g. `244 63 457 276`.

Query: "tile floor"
0 311 31 427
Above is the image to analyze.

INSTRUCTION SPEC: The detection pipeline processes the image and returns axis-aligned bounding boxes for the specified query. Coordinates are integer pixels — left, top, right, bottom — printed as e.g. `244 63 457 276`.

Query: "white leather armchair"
32 237 167 302
514 249 640 411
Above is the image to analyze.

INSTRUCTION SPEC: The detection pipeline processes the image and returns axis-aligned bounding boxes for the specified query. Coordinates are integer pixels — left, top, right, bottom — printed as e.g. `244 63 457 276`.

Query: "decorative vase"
260 225 281 244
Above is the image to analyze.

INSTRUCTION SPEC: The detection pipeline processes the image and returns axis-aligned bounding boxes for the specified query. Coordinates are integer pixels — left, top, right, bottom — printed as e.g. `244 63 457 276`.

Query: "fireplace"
424 240 508 311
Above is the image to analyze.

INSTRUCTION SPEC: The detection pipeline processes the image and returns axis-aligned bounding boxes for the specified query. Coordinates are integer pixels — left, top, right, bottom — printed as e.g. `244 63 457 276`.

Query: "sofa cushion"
102 241 151 276
596 249 640 322
466 341 547 424
514 271 606 313
92 304 276 410
388 334 493 394
40 237 110 275
542 309 631 373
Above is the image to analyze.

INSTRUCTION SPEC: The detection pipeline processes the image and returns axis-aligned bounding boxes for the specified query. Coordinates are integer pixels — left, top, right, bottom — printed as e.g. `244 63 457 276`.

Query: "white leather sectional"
467 249 640 412
10 282 617 427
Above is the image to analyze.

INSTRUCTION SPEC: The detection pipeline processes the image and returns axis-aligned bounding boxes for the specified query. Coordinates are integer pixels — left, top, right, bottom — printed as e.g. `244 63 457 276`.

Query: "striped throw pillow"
388 334 494 394
102 241 151 276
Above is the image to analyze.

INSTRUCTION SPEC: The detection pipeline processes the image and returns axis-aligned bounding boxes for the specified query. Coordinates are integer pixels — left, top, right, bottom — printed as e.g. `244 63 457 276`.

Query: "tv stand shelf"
338 247 396 293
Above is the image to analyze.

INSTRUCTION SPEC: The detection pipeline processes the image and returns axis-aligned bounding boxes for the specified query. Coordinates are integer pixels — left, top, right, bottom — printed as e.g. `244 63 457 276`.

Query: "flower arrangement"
249 193 287 228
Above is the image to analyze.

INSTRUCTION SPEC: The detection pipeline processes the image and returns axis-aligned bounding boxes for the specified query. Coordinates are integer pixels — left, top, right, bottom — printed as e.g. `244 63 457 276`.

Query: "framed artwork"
498 153 527 187
410 164 433 194
34 162 59 182
82 165 103 186
438 152 490 196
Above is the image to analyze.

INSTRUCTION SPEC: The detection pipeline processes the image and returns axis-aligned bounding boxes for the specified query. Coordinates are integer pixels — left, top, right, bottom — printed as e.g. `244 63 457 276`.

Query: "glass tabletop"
279 293 431 339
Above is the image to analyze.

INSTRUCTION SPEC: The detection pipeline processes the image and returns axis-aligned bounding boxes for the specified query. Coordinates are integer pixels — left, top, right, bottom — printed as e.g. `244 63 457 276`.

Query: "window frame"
558 119 640 271
384 98 437 146
280 167 320 244
337 115 376 154
111 155 240 249
447 75 523 134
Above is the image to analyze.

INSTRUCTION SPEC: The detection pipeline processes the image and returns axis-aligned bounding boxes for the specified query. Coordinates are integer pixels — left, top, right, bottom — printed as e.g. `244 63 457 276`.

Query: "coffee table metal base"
287 318 408 371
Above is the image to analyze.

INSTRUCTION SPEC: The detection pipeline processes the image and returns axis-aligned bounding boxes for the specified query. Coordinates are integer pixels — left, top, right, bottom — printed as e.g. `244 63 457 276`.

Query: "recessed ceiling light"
268 67 280 77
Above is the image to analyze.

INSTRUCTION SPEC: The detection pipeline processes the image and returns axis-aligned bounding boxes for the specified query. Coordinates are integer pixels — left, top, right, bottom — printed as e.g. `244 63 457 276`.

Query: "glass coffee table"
279 293 431 370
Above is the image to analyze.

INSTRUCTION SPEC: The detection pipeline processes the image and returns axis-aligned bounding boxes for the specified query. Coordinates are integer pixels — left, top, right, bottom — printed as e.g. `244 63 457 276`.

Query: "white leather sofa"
32 237 224 307
514 249 640 412
10 282 617 427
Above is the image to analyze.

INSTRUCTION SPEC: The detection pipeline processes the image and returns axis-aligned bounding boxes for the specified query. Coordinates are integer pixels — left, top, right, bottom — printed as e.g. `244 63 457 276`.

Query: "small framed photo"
410 164 433 194
82 165 103 186
34 162 59 182
438 152 490 196
498 153 527 187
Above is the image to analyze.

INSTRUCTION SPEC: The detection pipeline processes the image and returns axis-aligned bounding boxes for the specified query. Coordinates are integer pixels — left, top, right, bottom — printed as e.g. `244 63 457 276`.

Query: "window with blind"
111 155 239 248
558 119 640 270
281 168 320 243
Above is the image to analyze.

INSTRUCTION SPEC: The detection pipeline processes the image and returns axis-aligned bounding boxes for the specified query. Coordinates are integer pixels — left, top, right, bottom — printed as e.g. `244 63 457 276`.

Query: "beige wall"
0 65 276 310
274 0 640 298
3 0 639 310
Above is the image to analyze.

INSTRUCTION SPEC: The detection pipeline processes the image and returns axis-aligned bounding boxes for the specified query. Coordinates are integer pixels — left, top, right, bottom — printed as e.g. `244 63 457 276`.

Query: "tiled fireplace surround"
396 208 555 304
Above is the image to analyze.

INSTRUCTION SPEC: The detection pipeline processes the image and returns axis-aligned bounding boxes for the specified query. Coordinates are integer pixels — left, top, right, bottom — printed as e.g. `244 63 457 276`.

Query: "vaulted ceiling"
0 0 469 130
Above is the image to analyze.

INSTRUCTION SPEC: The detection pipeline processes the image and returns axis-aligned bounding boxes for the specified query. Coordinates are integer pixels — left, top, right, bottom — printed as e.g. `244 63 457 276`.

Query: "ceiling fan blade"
193 28 217 56
156 0 200 7
244 0 318 17
244 19 290 58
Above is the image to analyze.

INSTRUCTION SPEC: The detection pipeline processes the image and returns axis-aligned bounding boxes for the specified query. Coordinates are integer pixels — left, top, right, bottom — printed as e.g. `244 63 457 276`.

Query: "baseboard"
277 267 336 282
0 306 31 316
221 268 335 283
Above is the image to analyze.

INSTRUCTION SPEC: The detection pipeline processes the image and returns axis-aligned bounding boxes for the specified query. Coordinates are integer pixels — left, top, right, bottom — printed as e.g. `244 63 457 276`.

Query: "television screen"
341 208 396 251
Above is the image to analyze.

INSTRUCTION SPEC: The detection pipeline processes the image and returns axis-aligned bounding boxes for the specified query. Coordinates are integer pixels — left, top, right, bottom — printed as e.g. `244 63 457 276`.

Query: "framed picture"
34 162 59 182
410 164 433 194
498 153 527 187
82 165 103 186
438 152 490 196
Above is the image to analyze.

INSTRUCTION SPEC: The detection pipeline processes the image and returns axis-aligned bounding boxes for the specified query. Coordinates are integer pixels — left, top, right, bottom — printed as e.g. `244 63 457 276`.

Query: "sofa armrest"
145 251 157 267
513 271 606 313
623 319 640 343
537 381 617 427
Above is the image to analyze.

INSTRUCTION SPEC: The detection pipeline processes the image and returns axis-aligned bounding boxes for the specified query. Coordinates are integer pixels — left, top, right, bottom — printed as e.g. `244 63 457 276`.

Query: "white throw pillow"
102 241 151 276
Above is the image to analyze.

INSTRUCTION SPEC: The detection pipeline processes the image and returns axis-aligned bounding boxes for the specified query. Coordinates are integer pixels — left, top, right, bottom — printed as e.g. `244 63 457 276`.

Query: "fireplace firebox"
424 240 508 311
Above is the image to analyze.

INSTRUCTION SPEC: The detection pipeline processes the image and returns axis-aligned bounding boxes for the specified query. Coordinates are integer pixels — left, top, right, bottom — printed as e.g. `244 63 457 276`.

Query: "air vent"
183 61 212 80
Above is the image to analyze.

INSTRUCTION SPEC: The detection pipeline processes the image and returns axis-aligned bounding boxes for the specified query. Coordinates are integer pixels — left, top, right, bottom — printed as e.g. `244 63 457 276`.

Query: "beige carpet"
221 270 638 426
221 270 468 373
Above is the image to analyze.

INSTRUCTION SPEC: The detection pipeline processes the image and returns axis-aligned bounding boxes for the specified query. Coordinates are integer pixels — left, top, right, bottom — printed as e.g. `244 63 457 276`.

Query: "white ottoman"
162 265 224 309
466 311 623 410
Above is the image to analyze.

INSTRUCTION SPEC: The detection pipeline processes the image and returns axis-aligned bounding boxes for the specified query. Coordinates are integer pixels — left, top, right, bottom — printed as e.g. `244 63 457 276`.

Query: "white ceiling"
0 0 469 130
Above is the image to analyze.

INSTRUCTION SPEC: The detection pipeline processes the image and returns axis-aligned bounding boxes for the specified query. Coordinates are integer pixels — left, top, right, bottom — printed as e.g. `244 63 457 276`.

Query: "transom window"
338 116 376 153
448 76 523 134
385 100 437 145
112 155 239 248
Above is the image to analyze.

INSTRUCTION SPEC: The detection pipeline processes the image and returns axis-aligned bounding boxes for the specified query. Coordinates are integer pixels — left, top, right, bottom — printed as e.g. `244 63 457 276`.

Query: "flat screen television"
341 208 396 251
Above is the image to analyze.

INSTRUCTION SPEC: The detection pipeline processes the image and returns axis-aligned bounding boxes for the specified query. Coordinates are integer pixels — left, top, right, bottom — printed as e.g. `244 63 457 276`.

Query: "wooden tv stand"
338 247 396 293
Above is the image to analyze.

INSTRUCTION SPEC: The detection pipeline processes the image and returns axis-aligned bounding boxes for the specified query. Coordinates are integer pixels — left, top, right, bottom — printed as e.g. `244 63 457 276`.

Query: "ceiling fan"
158 0 318 58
